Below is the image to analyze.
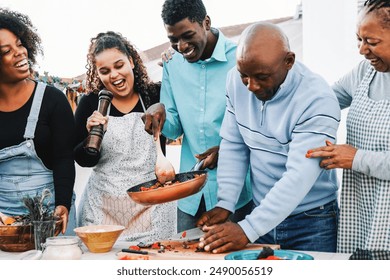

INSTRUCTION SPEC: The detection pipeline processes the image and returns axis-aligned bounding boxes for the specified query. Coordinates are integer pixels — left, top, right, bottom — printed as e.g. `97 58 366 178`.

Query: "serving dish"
74 224 125 253
127 171 207 206
224 249 314 260
0 219 63 252
0 224 35 252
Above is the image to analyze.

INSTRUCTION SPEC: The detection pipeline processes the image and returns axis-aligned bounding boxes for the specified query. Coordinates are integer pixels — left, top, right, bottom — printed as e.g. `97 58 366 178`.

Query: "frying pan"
127 170 207 206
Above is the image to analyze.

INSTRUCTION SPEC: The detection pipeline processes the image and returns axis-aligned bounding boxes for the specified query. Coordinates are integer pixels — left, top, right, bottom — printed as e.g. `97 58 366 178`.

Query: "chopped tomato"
264 255 282 260
118 254 149 260
151 242 160 249
181 231 187 238
128 245 141 251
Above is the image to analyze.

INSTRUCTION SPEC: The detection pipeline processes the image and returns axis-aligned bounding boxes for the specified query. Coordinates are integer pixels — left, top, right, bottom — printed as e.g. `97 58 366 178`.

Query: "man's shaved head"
235 22 295 101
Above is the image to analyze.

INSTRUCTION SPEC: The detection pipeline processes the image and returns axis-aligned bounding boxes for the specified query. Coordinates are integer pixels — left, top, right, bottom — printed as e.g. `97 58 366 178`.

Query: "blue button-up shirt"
161 30 252 215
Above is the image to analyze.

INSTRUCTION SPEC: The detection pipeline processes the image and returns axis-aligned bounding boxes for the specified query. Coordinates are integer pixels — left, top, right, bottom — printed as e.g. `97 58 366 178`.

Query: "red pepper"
264 255 282 260
151 242 160 249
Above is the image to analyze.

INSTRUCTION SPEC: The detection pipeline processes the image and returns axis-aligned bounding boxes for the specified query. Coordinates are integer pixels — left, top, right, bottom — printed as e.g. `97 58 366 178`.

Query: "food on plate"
257 246 282 260
262 255 282 260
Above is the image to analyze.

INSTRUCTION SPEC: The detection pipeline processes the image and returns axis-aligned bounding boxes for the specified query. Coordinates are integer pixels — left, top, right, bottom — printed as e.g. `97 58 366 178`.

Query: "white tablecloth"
0 240 350 260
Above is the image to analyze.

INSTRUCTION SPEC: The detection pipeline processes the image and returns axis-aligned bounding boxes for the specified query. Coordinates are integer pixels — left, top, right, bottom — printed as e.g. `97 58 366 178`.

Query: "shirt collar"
198 28 228 64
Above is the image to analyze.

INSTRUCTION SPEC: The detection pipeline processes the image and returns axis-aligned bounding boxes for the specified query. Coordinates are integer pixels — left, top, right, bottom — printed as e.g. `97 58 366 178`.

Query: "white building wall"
302 0 363 188
302 0 361 84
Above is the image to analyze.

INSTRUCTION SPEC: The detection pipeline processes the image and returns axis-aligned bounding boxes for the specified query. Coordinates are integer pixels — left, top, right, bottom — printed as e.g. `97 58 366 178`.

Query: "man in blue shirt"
198 22 341 253
143 0 252 232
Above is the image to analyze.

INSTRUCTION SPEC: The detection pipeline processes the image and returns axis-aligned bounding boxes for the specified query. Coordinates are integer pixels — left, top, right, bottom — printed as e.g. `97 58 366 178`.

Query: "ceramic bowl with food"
127 170 207 206
74 225 125 253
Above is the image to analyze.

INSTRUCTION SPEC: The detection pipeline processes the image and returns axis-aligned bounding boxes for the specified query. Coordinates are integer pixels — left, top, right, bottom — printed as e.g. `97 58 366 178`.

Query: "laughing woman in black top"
0 8 76 234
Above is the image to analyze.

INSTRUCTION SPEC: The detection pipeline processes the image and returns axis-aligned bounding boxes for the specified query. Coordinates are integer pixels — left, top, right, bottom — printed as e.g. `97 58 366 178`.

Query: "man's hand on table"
198 222 249 254
196 207 230 226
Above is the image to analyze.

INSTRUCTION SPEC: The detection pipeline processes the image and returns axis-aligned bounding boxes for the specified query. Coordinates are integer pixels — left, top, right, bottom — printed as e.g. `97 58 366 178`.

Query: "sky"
1 0 301 78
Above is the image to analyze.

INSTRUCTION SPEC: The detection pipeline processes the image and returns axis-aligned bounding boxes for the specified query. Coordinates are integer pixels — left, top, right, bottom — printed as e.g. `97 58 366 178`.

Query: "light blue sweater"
217 61 341 242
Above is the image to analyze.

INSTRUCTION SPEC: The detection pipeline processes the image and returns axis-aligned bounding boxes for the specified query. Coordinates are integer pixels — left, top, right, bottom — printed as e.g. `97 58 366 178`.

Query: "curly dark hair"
85 31 159 107
364 0 390 28
0 8 43 72
161 0 207 26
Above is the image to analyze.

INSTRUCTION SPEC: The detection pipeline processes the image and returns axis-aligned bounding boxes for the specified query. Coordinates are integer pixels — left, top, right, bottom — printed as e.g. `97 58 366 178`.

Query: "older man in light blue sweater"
198 22 341 253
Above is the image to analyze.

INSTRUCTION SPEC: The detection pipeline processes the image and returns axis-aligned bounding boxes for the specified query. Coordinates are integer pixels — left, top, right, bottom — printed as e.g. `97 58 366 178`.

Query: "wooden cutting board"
128 240 280 260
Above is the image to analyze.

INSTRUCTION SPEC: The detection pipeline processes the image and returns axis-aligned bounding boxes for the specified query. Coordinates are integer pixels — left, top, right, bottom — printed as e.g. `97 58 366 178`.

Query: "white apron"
337 66 390 254
78 98 176 241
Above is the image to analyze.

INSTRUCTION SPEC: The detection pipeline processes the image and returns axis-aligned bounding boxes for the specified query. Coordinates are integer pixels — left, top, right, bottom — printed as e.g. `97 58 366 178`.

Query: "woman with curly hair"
0 8 76 234
74 31 176 241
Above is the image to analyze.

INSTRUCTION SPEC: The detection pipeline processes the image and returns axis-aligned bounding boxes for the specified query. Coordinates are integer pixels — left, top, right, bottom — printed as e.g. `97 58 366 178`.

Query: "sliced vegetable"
257 246 282 260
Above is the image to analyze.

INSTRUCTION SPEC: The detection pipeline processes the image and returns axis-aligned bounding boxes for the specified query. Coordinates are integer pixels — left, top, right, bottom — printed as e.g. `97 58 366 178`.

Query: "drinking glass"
33 220 55 251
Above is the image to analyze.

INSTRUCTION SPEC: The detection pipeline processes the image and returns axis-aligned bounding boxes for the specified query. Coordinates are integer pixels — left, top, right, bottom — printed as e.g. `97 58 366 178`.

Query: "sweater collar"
266 62 299 103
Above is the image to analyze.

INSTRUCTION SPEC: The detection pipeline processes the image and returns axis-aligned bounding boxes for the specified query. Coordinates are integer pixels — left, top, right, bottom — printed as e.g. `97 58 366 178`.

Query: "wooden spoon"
154 134 176 184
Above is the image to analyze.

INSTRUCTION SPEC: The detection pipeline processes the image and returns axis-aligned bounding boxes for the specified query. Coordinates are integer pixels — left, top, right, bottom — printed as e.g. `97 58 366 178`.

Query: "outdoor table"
0 240 350 260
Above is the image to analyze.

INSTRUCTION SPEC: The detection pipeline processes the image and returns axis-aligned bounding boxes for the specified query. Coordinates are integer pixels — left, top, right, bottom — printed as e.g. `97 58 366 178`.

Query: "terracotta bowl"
0 224 35 252
127 170 207 206
0 217 62 253
74 225 125 253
